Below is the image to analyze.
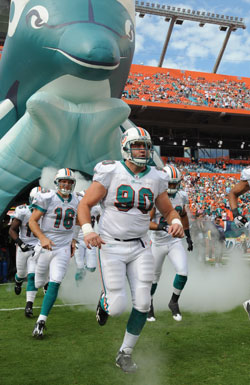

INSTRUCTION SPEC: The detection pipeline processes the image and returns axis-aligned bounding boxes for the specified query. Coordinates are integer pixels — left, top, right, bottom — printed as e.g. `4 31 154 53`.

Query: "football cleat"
25 302 33 318
14 280 23 295
168 300 182 322
116 351 138 373
96 292 109 326
147 300 156 322
75 268 86 283
32 320 46 338
243 300 250 320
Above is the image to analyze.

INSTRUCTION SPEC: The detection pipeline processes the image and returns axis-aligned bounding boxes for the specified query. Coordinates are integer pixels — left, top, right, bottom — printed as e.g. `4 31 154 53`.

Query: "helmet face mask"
54 168 76 196
121 127 153 166
163 165 182 195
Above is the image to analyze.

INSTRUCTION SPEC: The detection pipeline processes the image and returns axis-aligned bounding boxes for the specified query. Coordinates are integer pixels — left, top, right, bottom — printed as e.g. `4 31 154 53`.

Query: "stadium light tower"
135 1 246 73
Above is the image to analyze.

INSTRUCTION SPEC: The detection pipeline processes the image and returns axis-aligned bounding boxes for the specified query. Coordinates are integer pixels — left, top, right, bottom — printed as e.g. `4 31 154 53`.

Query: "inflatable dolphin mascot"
0 0 136 216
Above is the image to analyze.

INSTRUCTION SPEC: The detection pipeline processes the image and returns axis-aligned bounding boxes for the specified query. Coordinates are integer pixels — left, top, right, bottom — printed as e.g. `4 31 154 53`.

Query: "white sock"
26 291 37 303
37 314 47 322
119 331 139 354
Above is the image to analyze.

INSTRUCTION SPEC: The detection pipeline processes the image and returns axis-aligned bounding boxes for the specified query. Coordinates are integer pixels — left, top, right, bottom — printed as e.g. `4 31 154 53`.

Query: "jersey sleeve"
157 168 169 195
32 191 53 213
180 190 189 205
93 161 117 190
240 167 250 182
12 205 26 222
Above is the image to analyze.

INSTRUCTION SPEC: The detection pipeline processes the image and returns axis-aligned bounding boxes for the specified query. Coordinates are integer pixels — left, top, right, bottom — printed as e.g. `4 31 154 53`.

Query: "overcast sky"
133 0 250 77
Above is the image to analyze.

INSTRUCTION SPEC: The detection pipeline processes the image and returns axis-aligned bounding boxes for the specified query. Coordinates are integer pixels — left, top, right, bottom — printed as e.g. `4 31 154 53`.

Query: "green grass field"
1 282 250 385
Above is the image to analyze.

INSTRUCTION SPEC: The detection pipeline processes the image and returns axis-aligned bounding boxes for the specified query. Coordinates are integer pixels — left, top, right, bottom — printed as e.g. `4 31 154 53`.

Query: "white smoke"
59 247 250 314
39 166 91 192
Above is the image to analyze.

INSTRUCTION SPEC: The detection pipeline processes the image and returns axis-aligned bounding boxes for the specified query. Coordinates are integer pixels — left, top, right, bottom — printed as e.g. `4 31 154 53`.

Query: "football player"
228 166 250 319
29 168 79 338
73 190 100 283
148 164 193 323
9 187 42 317
77 126 184 373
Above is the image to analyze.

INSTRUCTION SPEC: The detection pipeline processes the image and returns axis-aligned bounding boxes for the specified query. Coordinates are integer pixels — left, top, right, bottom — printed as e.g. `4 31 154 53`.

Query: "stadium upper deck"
123 64 250 114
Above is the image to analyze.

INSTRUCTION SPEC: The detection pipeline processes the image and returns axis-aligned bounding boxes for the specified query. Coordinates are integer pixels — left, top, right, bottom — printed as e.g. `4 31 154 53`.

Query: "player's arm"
9 218 21 243
77 181 106 249
155 192 184 238
181 207 193 251
8 218 31 252
149 207 158 230
228 180 249 227
29 209 54 250
149 207 169 231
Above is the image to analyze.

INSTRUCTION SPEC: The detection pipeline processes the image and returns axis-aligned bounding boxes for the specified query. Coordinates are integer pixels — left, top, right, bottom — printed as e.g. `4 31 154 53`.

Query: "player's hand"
40 236 55 250
157 222 169 232
168 224 184 238
20 243 34 252
186 236 193 252
234 215 249 229
84 232 106 249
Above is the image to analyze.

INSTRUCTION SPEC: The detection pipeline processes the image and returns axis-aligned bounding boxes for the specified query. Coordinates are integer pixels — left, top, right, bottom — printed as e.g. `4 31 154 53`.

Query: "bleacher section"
123 64 250 114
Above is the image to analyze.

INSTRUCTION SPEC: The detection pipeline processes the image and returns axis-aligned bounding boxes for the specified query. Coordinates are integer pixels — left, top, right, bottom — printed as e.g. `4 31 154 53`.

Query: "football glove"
234 215 249 229
20 243 34 252
157 222 169 232
15 237 34 252
184 229 193 251
186 237 193 252
91 216 96 227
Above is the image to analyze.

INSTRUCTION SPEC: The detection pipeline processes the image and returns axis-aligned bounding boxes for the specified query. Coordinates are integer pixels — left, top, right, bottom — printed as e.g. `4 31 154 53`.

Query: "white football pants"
74 240 97 270
34 246 71 288
151 239 188 283
98 236 154 316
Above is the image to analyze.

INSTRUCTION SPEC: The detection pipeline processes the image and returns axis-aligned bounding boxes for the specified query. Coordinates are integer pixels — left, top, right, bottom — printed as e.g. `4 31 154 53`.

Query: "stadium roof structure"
128 100 250 152
135 1 246 73
0 0 9 45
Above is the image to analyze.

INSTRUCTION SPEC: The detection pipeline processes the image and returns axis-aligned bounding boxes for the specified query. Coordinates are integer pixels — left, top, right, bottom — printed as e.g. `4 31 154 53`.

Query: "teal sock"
41 282 60 316
15 273 24 283
127 308 147 336
26 273 38 292
150 282 158 296
173 274 187 290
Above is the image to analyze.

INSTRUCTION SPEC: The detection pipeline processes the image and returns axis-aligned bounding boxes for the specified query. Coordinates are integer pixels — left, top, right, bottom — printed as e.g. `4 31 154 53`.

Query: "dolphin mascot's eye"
125 19 134 42
26 6 49 29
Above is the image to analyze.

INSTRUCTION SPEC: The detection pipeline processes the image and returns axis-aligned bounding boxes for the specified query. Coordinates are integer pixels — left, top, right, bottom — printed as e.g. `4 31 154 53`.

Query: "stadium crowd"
123 69 250 111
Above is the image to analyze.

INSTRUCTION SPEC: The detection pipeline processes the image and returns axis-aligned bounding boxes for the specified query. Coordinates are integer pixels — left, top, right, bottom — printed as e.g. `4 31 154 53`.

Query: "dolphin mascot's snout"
56 24 121 79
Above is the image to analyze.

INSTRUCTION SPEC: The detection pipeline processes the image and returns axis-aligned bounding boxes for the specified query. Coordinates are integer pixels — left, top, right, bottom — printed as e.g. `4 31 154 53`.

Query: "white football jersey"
93 160 168 239
241 166 250 185
12 204 38 246
32 190 79 250
151 190 188 245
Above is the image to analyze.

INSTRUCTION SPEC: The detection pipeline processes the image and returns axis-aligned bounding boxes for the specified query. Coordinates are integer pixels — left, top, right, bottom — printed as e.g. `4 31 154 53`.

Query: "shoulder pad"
94 160 118 174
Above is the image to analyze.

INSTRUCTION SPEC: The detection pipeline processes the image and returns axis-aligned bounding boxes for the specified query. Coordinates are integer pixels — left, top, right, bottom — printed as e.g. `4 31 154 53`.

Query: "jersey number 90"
115 184 154 214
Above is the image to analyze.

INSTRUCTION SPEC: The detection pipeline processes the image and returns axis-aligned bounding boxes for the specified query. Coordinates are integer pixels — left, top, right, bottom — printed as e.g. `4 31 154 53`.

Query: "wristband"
15 237 23 247
184 229 191 237
172 218 183 227
81 223 94 236
232 208 239 218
